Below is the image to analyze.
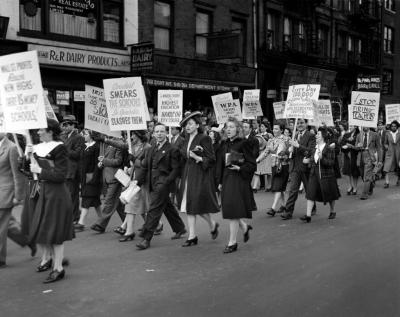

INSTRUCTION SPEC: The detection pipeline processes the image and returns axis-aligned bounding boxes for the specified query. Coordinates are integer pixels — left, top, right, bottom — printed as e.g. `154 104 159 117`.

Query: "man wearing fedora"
61 115 85 222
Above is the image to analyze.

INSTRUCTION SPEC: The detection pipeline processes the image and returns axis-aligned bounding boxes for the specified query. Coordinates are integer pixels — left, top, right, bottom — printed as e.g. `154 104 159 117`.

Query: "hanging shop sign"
144 78 238 92
130 42 153 72
356 75 381 91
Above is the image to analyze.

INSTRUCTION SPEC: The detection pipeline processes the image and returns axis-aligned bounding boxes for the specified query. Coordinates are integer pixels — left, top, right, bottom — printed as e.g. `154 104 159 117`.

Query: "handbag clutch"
225 150 245 167
119 182 141 205
114 169 131 187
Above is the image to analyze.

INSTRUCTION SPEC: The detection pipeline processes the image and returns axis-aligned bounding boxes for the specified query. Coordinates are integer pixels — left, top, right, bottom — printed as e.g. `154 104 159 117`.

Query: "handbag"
225 150 245 167
114 169 131 187
119 181 141 205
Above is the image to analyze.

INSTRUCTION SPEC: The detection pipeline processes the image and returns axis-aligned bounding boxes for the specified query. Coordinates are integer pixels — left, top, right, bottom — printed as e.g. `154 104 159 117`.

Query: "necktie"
363 133 368 149
297 132 302 142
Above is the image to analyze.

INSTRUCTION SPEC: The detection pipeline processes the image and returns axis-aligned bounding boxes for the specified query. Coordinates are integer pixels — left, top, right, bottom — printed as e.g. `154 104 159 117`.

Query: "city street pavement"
1 178 400 317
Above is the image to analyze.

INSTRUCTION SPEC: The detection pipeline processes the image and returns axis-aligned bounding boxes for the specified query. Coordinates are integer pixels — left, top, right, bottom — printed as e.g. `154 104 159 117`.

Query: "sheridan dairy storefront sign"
28 44 131 73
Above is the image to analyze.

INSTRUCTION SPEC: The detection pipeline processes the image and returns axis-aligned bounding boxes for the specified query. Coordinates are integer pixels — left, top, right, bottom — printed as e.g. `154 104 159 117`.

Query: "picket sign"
385 104 400 124
348 91 380 128
103 77 148 131
43 93 58 122
273 101 286 120
310 100 334 127
158 90 183 127
211 92 239 124
242 89 263 119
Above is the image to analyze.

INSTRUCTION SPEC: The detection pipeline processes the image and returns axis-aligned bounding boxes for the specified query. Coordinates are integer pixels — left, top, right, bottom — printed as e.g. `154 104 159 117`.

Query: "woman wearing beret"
178 112 220 247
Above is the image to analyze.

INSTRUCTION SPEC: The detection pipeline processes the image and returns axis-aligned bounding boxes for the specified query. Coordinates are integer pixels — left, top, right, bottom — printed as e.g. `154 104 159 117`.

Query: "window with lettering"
19 0 123 45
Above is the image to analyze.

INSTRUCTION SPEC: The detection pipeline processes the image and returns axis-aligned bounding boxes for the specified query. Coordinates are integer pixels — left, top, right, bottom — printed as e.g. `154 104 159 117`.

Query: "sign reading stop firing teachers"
349 91 380 128
158 90 183 126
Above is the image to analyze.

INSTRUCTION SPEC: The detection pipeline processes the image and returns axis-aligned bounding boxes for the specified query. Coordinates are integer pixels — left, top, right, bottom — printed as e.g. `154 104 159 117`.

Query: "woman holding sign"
216 117 256 253
301 127 340 222
178 112 220 247
26 119 74 283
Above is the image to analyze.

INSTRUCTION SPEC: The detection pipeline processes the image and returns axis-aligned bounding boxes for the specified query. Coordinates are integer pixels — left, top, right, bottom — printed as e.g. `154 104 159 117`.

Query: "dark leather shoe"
300 215 311 223
267 208 277 216
136 239 150 250
0 261 6 268
171 229 187 240
360 195 368 200
182 237 198 247
223 243 238 254
119 233 135 242
43 269 65 284
37 259 52 272
278 206 286 214
90 224 105 233
281 212 292 220
244 225 253 243
210 223 219 240
154 223 163 236
328 212 336 219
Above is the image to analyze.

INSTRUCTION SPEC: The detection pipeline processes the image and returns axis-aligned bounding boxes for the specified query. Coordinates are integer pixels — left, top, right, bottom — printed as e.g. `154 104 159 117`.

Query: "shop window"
195 11 211 56
232 18 247 64
384 26 394 54
19 0 123 46
154 1 172 51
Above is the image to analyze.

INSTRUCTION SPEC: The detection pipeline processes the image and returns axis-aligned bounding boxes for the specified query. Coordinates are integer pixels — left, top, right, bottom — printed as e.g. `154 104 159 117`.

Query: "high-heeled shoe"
182 237 198 247
119 233 136 242
113 226 126 236
267 208 277 216
328 212 336 219
223 243 238 254
244 225 253 243
43 269 65 284
300 215 311 223
347 187 353 195
37 259 52 272
210 223 219 240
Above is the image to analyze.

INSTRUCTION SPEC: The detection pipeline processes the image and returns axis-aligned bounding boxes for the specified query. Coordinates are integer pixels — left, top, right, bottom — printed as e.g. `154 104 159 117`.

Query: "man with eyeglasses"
60 115 85 223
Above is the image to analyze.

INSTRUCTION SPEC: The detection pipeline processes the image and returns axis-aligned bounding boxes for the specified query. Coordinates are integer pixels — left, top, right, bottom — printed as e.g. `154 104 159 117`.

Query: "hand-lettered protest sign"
242 89 263 119
385 104 400 124
284 84 320 119
103 77 148 131
310 100 334 127
0 51 47 131
273 101 286 120
349 91 380 128
211 92 241 124
43 93 58 122
158 90 183 126
85 85 120 137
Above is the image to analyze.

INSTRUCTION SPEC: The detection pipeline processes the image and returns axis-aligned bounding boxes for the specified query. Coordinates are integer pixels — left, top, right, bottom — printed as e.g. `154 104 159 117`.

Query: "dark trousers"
8 215 29 247
142 184 185 241
96 182 125 229
66 178 81 222
0 208 12 264
285 170 310 215
359 153 375 196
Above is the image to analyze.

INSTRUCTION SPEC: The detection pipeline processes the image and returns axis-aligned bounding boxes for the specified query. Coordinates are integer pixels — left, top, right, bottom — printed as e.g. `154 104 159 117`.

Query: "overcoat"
340 130 360 177
383 131 400 173
80 142 102 197
217 137 257 219
177 134 219 214
61 130 85 179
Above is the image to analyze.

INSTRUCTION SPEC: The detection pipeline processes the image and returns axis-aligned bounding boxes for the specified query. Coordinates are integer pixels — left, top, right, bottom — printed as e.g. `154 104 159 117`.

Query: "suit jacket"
289 130 316 173
355 131 383 165
61 130 85 179
0 138 25 209
171 135 185 150
137 141 180 192
378 129 387 148
246 135 260 159
101 144 123 184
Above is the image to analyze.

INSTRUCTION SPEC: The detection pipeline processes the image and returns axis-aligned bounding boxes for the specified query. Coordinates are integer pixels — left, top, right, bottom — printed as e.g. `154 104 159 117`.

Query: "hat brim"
179 111 202 127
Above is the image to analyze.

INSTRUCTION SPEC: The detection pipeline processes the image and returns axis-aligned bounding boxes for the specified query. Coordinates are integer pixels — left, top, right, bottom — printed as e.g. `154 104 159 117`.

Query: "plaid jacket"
309 145 336 179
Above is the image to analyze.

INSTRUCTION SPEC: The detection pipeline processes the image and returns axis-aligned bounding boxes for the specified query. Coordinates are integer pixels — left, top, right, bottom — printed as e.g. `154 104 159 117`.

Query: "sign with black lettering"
85 85 120 137
157 90 183 127
349 91 380 128
49 0 96 17
211 92 241 124
356 75 381 91
103 77 148 131
284 84 320 119
0 51 47 131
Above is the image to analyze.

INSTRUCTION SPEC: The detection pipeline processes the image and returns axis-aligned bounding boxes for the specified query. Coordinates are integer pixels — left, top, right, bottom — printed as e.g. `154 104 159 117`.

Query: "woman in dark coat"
302 127 341 223
217 117 257 253
27 119 74 283
340 125 360 195
208 128 222 192
178 112 219 247
74 129 102 231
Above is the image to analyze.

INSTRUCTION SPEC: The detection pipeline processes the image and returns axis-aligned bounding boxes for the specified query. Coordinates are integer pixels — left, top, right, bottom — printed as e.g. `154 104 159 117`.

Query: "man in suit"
377 121 387 180
281 119 316 220
170 126 185 207
136 123 186 250
0 134 25 268
60 115 85 222
356 127 383 200
91 140 125 232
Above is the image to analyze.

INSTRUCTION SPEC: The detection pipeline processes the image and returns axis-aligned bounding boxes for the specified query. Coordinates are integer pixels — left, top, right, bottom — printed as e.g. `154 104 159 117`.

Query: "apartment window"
384 26 394 53
283 17 292 49
297 22 305 52
318 26 329 57
266 13 277 50
347 0 355 12
195 11 211 55
384 0 395 11
337 33 346 61
355 38 362 64
19 0 123 45
348 35 353 52
232 18 247 63
382 70 393 95
154 1 172 51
